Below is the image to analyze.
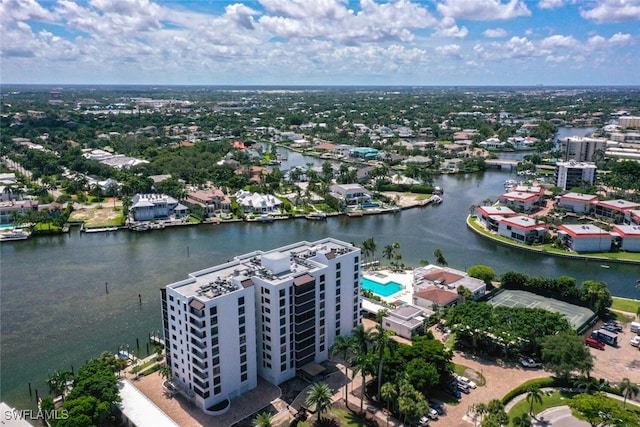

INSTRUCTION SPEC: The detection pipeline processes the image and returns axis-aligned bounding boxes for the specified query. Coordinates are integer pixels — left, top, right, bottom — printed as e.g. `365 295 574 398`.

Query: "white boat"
429 195 443 205
305 212 327 220
0 229 31 241
84 227 118 233
256 215 274 222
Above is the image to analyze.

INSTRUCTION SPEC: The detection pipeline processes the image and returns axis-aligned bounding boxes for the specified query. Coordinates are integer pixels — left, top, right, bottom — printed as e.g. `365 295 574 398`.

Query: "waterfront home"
349 147 381 160
382 305 428 339
611 225 640 252
593 199 640 224
184 188 231 218
475 205 517 231
401 155 432 166
478 137 506 149
414 265 486 300
130 194 188 221
0 200 38 224
557 192 599 214
497 215 549 244
234 190 282 214
499 191 541 213
557 224 612 253
329 184 372 206
413 287 461 311
332 144 354 158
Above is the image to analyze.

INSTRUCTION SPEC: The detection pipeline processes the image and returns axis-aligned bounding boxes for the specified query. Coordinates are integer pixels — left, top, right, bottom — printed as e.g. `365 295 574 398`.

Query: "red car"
585 337 605 350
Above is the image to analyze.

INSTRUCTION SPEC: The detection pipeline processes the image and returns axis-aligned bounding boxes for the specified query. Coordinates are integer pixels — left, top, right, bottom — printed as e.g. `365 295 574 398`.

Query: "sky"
1 0 640 86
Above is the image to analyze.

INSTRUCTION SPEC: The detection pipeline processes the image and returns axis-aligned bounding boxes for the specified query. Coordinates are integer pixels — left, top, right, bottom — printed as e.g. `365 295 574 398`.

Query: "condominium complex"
558 136 607 162
161 238 362 414
554 161 596 191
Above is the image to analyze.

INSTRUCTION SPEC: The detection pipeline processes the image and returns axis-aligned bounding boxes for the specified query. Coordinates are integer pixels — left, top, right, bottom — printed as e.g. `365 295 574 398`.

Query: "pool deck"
362 270 415 305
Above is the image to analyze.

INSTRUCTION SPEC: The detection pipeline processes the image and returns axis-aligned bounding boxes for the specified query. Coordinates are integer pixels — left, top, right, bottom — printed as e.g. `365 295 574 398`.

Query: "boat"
256 214 274 222
347 210 363 217
429 195 443 205
600 264 610 269
305 212 327 220
84 227 118 233
130 223 150 232
0 229 31 241
433 186 444 195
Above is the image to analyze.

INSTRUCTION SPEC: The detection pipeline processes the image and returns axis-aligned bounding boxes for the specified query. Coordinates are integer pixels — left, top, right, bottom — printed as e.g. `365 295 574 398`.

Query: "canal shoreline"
466 215 640 266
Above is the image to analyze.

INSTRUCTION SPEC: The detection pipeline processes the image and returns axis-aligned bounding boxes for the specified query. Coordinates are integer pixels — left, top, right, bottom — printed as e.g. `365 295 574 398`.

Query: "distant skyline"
2 0 639 86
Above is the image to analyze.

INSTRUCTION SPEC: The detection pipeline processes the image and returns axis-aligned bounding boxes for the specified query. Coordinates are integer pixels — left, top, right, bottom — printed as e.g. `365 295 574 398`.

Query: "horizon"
2 0 639 87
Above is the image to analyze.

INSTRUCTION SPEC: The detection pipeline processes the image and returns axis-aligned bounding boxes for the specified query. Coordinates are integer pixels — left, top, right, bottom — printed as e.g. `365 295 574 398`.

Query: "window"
336 271 341 278
169 295 174 301
320 274 325 282
239 316 245 325
336 262 341 270
354 273 359 280
238 306 245 315
214 385 221 395
241 364 247 373
241 373 248 382
241 354 247 363
238 296 245 304
239 325 245 335
209 307 217 316
279 289 285 297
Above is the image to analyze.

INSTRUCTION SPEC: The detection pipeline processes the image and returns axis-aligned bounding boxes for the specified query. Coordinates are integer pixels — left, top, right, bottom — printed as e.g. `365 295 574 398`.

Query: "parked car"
426 408 439 420
630 336 640 347
445 385 461 399
457 376 477 389
456 382 471 394
520 358 542 369
602 324 620 334
428 400 445 415
419 416 430 426
585 337 605 350
604 321 623 332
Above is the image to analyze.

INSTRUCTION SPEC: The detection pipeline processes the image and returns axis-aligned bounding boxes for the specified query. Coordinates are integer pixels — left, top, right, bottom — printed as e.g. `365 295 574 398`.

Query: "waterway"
0 131 635 411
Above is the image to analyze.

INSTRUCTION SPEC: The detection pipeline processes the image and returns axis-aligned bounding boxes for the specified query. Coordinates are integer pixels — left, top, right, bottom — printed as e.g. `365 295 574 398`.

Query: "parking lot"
587 320 640 383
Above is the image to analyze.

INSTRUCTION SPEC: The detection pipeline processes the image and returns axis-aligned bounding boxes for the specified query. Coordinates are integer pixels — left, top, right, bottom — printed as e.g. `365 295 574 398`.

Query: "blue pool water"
361 277 403 297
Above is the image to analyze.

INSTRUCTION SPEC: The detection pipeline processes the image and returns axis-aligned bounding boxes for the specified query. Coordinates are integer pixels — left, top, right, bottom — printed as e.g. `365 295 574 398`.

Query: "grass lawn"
611 297 640 315
508 390 574 421
283 407 370 427
611 310 635 323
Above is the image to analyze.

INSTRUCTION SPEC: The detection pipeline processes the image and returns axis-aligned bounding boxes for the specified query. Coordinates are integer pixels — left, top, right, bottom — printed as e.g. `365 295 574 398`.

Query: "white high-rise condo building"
161 238 362 414
554 161 597 191
558 136 607 162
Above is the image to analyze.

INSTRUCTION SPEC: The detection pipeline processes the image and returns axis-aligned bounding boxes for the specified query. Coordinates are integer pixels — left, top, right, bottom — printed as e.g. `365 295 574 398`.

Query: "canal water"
1 135 636 411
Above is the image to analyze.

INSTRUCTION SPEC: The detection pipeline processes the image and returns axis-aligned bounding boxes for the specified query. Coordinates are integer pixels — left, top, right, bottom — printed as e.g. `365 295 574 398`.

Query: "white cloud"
437 0 531 21
580 0 640 23
433 17 468 39
483 28 508 38
436 44 462 57
537 0 573 9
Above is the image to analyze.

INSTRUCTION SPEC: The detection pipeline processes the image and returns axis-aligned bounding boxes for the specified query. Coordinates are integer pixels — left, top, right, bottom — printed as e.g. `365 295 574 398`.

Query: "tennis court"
488 289 595 330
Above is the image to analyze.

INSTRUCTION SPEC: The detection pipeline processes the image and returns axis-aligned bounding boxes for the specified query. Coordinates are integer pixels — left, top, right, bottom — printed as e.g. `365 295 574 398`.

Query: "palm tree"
370 324 397 403
620 377 639 408
350 324 372 355
380 382 398 412
433 248 448 267
350 351 376 414
382 244 394 265
46 370 73 402
252 411 273 427
475 402 488 425
305 382 333 422
330 335 352 406
511 413 532 427
525 385 543 416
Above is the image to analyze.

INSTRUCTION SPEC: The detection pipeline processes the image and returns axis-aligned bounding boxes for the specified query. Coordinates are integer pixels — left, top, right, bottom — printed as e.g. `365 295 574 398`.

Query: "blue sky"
1 0 639 86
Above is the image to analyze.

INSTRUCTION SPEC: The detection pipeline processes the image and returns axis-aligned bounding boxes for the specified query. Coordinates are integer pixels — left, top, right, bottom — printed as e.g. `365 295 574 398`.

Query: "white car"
631 336 640 347
457 375 477 389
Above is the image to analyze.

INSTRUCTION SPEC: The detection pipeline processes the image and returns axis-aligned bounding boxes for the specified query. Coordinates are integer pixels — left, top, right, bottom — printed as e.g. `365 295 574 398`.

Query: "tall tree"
525 385 543 416
433 248 448 267
620 378 639 408
542 331 593 379
350 351 376 415
330 335 353 406
370 324 397 402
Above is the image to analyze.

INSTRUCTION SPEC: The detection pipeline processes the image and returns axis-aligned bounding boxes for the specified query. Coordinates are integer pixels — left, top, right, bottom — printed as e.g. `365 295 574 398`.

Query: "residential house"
185 188 231 218
382 305 428 339
0 200 38 225
475 205 517 231
557 224 612 253
332 144 354 158
329 184 372 206
350 147 380 160
413 265 486 300
497 215 549 244
130 194 188 221
557 193 599 214
234 190 282 214
593 199 640 224
611 225 640 252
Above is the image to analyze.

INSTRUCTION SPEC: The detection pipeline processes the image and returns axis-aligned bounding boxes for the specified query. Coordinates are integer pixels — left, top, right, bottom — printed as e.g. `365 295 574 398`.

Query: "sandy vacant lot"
68 202 124 227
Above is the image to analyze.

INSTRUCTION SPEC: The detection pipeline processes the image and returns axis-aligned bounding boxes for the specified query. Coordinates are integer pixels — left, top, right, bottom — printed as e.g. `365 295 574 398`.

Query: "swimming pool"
361 277 403 297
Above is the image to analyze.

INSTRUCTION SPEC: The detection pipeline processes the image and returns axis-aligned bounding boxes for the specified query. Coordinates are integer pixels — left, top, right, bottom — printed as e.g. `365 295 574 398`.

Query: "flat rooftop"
168 238 355 300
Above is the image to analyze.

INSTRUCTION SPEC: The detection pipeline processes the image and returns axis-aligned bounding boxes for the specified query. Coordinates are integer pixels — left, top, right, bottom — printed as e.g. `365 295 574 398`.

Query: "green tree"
525 385 543 416
542 331 593 379
305 382 333 422
381 382 398 412
253 411 273 427
569 392 637 427
47 370 74 402
511 413 531 427
351 350 376 414
581 280 612 316
433 248 448 267
467 265 496 286
330 335 353 406
619 378 639 408
370 324 397 402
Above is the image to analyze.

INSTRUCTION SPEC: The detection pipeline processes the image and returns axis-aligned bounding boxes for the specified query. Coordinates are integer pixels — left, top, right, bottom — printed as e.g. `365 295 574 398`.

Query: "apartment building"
161 238 362 414
558 136 607 162
554 161 596 191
